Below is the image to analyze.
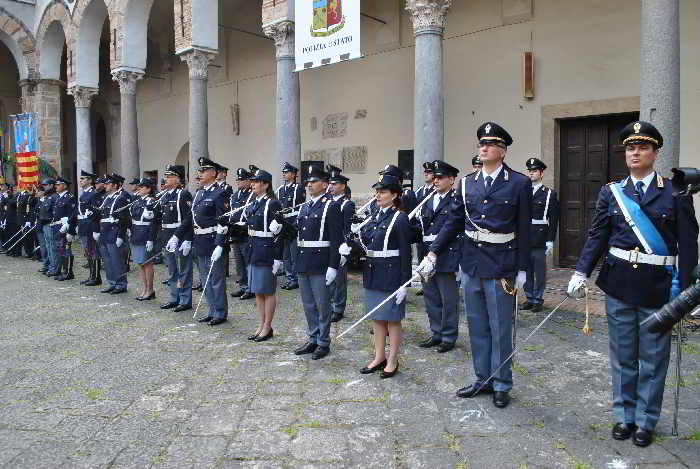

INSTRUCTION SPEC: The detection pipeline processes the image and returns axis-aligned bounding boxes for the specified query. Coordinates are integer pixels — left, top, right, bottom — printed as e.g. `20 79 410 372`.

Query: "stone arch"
73 0 111 87
0 6 37 80
117 0 155 71
35 1 72 81
175 141 190 181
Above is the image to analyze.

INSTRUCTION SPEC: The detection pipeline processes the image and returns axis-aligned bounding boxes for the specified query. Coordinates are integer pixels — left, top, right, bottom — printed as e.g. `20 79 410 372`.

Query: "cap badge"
485 124 491 134
634 122 641 134
308 166 313 174
378 174 383 182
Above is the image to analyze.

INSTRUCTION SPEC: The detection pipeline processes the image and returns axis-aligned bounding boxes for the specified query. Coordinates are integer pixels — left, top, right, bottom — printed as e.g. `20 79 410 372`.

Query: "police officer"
191 157 229 325
419 122 532 408
4 186 20 257
370 165 418 216
160 165 194 312
51 177 77 281
471 155 483 173
94 174 130 294
286 166 342 360
216 165 233 277
521 157 560 312
328 169 355 323
417 160 461 353
37 179 57 274
567 121 698 447
229 168 255 298
76 171 101 284
278 162 305 290
130 178 161 300
416 162 435 203
84 176 108 286
16 186 36 258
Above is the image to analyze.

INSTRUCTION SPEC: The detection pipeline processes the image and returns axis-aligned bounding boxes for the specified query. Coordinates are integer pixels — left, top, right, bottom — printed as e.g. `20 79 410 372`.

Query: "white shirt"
482 165 503 187
433 192 446 211
532 182 542 195
630 171 656 195
309 193 325 206
332 194 344 202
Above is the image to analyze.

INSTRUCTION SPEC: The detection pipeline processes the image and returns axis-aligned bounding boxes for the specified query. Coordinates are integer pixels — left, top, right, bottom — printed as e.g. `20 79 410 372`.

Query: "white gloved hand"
395 286 407 305
166 235 179 253
515 271 527 290
179 240 191 256
325 267 337 286
85 209 93 217
126 228 131 238
142 209 154 220
567 271 587 299
350 223 361 233
66 234 73 243
146 240 154 252
416 256 436 280
24 221 31 228
92 232 100 242
235 221 246 226
339 242 352 256
216 224 228 235
116 237 124 247
211 245 223 263
59 223 68 234
545 241 554 256
269 219 283 235
272 259 283 275
340 255 347 267
60 217 68 224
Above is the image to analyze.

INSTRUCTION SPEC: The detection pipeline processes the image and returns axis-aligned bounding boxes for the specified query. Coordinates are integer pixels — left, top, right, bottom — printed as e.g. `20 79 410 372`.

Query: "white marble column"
67 86 98 178
179 49 216 188
263 21 301 181
112 70 144 182
406 0 451 183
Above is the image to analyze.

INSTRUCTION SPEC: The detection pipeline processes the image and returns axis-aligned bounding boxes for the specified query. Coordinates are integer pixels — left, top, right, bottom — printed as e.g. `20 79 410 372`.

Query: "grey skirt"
365 288 405 322
248 264 277 294
131 244 148 265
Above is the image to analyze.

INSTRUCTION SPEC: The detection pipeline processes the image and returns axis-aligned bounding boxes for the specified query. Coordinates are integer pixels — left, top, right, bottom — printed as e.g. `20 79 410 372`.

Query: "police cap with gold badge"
326 164 343 179
307 165 330 182
526 157 547 171
281 162 298 173
379 164 405 180
422 161 435 173
249 168 272 183
373 174 402 192
620 120 663 149
472 155 483 167
236 168 252 180
198 157 221 172
432 160 459 178
164 164 186 180
477 122 513 147
136 177 156 189
248 164 260 175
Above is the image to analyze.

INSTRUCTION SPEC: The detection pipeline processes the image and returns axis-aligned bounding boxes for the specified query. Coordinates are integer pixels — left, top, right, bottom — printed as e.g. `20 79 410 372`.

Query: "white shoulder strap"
319 200 331 241
608 182 653 254
539 188 552 224
263 198 270 233
383 211 401 251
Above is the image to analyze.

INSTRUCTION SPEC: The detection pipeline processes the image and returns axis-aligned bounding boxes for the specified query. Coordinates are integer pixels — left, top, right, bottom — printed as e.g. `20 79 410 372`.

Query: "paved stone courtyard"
0 255 698 468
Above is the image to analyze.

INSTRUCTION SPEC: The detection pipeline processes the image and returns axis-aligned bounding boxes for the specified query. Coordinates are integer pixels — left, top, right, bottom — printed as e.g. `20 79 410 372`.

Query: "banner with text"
295 0 361 71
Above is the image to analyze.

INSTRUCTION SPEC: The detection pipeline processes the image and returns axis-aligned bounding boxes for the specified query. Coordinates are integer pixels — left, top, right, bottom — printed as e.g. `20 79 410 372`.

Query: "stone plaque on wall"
303 149 327 162
322 112 348 139
502 0 533 25
343 146 367 174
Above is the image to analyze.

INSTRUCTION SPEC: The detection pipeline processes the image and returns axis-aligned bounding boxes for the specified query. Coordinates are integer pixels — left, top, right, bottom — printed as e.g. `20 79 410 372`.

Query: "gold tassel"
582 287 593 336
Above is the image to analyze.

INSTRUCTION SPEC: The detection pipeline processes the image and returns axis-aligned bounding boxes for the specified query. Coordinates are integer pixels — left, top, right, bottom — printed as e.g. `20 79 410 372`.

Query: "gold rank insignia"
634 122 642 134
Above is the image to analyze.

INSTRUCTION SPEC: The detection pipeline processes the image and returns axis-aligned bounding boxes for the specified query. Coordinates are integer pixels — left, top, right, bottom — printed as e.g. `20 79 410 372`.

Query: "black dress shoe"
520 301 534 310
419 337 441 348
239 292 255 300
230 289 245 298
193 284 203 292
254 329 273 342
110 287 127 295
416 289 423 296
612 423 637 441
38 268 47 273
437 342 455 353
456 383 494 398
294 342 318 355
493 391 510 408
101 286 115 293
311 346 330 360
173 304 192 312
160 302 178 309
197 316 213 323
632 428 653 447
380 362 399 379
209 317 227 326
161 279 168 285
360 359 387 374
531 304 543 312
330 312 344 323
280 283 290 290
286 283 299 290
140 292 156 301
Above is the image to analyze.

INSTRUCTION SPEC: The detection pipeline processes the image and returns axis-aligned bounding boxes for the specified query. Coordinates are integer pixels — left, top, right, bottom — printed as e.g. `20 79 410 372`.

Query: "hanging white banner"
295 0 362 72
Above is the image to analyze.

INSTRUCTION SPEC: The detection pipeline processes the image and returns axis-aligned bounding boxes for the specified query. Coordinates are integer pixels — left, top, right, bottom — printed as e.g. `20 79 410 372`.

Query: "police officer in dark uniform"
4 186 20 257
417 160 462 353
36 179 55 273
287 166 343 360
216 165 233 277
277 162 305 290
419 122 532 409
94 174 130 294
16 187 35 258
76 170 101 284
229 168 255 298
191 157 230 325
471 155 483 172
521 157 560 312
416 162 435 203
160 165 194 311
567 121 698 447
51 177 77 281
328 169 355 322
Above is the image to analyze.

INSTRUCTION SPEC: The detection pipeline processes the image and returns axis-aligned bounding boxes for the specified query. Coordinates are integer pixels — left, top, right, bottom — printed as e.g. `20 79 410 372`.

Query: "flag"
10 113 39 189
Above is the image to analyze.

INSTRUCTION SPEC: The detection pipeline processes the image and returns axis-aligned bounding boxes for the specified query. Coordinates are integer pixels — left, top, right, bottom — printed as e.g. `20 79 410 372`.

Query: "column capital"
263 20 295 60
179 49 217 80
405 0 452 35
111 70 144 96
67 86 99 108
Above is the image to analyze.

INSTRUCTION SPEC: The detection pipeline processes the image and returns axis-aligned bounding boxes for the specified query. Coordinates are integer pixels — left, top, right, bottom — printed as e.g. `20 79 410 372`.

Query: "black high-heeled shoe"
360 359 387 374
247 332 260 340
254 329 273 342
136 292 156 301
380 362 399 379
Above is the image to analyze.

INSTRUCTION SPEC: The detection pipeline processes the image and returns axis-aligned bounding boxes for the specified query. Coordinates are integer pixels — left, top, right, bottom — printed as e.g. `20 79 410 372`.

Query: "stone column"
112 70 144 181
35 79 64 174
179 49 216 188
18 79 36 114
640 0 680 177
406 0 451 184
263 20 301 182
67 86 98 179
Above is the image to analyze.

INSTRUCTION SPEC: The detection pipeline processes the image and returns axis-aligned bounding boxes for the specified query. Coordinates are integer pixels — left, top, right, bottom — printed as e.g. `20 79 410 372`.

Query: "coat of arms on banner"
312 0 344 37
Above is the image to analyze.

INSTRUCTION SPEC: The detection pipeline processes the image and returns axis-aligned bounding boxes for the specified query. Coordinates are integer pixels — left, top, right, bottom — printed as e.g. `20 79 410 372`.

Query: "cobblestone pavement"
0 255 698 468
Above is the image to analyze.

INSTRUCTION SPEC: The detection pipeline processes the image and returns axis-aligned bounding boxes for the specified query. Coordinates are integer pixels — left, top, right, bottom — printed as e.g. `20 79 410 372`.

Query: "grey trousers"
165 249 193 306
43 225 57 273
283 238 299 284
329 263 348 314
524 248 547 304
298 273 332 347
232 241 249 291
198 253 228 319
99 241 127 289
423 272 459 344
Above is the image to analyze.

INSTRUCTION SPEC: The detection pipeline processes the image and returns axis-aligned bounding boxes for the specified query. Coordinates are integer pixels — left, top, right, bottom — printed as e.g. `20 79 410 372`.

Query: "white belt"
366 249 400 258
609 247 676 266
194 227 215 235
423 234 437 242
77 215 87 220
465 230 515 244
50 220 64 226
249 229 273 238
283 210 299 218
132 220 151 226
531 219 549 225
298 240 331 248
162 222 181 229
100 217 117 224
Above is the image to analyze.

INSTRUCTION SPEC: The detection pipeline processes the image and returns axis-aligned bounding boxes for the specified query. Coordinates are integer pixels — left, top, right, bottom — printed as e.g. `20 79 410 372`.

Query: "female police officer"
130 178 160 300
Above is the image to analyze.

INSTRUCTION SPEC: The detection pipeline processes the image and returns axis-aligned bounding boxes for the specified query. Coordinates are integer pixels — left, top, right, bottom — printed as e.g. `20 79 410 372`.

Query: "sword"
407 188 436 220
6 225 36 252
2 226 25 247
193 256 218 319
356 196 376 215
672 319 683 436
337 273 421 339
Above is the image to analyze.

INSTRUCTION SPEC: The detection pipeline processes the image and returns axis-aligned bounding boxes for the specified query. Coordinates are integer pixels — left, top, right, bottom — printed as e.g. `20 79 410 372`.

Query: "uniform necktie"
485 176 493 189
635 181 645 202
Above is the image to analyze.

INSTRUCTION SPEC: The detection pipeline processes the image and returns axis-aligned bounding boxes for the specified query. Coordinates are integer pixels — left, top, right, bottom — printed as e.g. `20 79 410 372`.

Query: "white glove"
340 255 347 267
567 271 587 299
545 241 554 256
116 237 124 247
166 235 179 253
395 286 407 305
339 243 352 256
60 217 68 224
179 240 191 256
235 221 246 226
515 271 526 290
211 245 223 263
146 240 154 252
126 228 131 238
142 209 154 220
269 219 282 235
92 232 100 242
416 256 436 280
272 259 283 274
325 267 337 286
59 223 68 234
85 209 93 217
350 223 361 233
216 224 228 235
66 234 73 243
24 221 31 228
